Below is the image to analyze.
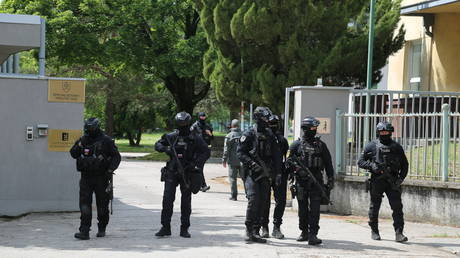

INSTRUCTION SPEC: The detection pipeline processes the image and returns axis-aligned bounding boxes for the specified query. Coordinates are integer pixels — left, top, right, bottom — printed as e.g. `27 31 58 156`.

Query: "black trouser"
79 174 110 232
199 147 210 187
161 172 192 228
368 178 404 231
297 179 322 236
245 175 270 231
260 173 288 228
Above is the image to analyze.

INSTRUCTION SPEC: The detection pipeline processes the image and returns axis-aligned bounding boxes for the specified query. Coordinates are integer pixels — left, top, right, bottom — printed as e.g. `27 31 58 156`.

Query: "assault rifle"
375 156 401 192
248 148 271 182
165 135 190 189
106 172 114 214
287 155 332 205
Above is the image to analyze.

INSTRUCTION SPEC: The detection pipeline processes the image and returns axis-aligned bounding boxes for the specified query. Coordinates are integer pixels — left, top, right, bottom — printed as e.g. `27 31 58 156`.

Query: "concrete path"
0 160 459 257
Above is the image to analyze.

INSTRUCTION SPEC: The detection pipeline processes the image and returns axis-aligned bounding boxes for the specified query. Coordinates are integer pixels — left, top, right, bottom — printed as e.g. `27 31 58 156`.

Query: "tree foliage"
196 0 405 113
1 0 211 140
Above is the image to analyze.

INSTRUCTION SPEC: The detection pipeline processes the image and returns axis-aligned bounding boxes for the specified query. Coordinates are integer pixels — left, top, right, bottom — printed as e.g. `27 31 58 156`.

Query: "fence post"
441 103 450 182
336 109 344 175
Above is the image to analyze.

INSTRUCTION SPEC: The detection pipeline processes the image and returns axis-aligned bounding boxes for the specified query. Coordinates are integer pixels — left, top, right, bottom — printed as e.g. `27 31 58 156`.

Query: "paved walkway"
0 160 459 257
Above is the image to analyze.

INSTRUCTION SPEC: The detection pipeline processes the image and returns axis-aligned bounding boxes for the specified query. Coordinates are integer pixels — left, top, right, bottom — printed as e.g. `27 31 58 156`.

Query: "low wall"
329 175 460 226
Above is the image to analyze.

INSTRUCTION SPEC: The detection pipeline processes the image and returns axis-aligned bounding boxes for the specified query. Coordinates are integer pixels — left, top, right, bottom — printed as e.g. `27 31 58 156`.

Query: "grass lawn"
115 133 163 153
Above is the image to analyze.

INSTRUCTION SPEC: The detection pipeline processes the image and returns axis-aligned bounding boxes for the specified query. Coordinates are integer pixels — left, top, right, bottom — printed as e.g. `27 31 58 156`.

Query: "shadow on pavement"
0 197 246 253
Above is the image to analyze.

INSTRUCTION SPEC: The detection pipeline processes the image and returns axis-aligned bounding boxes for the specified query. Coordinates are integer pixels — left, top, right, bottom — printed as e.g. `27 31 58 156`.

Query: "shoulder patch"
240 135 247 142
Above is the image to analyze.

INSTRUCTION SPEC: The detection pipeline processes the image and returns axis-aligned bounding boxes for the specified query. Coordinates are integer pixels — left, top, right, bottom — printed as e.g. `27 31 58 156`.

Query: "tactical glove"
395 178 403 187
371 162 384 174
164 146 174 156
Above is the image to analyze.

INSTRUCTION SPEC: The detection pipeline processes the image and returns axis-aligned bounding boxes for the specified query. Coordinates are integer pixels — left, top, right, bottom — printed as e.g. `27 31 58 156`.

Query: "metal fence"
336 89 460 182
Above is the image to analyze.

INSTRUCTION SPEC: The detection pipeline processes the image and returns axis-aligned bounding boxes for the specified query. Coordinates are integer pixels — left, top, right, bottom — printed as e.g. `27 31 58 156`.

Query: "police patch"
240 135 246 142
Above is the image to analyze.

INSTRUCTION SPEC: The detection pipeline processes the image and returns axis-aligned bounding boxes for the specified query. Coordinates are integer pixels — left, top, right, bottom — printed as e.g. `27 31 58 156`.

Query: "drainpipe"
38 18 46 77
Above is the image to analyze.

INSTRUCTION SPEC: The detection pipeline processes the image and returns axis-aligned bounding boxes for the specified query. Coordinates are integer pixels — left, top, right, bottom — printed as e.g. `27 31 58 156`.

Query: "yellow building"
388 0 460 92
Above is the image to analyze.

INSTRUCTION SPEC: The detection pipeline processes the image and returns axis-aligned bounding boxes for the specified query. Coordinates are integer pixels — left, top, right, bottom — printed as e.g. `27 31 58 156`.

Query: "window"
407 40 422 90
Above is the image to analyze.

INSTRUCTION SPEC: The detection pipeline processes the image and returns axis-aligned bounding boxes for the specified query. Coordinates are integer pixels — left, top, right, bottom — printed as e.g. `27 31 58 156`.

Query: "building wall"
431 13 460 92
388 1 426 91
388 1 460 92
330 176 460 226
0 77 83 216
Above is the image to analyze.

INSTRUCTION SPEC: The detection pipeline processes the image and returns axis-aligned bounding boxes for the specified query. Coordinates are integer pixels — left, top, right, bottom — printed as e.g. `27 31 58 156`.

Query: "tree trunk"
127 132 136 146
135 128 142 146
164 74 211 116
105 84 115 137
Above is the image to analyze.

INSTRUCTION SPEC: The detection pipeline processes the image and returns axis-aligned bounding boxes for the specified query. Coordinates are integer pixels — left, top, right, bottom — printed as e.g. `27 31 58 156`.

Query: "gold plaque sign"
316 117 331 135
48 79 85 103
48 129 83 152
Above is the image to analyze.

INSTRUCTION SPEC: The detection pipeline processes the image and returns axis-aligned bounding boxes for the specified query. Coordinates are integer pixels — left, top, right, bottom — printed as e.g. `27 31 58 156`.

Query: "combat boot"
200 185 211 192
369 223 381 240
253 227 261 238
272 225 285 239
74 230 90 240
96 229 106 238
245 228 267 244
180 226 191 238
296 230 309 242
371 230 381 240
308 235 322 245
261 226 270 238
155 225 171 237
395 229 408 242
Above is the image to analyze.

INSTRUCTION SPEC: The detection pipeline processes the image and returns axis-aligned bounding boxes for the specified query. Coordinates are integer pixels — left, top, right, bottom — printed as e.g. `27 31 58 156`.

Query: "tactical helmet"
253 106 272 122
175 112 192 127
376 121 394 133
301 116 320 130
197 112 206 117
84 117 101 137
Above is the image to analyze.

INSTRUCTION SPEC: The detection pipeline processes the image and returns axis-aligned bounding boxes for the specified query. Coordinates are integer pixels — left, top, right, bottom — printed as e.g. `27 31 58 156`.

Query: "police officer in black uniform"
258 114 289 239
358 121 409 242
237 106 282 243
190 111 213 192
154 112 210 238
70 117 121 240
287 116 334 245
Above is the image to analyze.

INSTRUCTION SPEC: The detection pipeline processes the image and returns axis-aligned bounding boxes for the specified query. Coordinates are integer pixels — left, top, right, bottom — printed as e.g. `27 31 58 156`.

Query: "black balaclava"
256 119 269 132
303 127 317 141
378 133 392 144
178 126 191 136
197 112 206 125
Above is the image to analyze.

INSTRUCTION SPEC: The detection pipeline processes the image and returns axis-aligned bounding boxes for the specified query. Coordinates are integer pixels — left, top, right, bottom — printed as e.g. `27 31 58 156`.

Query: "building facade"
388 0 460 92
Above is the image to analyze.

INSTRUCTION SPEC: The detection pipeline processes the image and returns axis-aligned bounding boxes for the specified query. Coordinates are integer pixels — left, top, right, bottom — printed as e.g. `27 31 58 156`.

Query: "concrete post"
441 103 450 182
13 53 20 74
7 55 13 73
335 109 344 174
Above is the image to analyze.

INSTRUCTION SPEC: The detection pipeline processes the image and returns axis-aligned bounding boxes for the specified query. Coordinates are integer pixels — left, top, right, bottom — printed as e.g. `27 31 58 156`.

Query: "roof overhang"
401 0 460 16
0 13 42 63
